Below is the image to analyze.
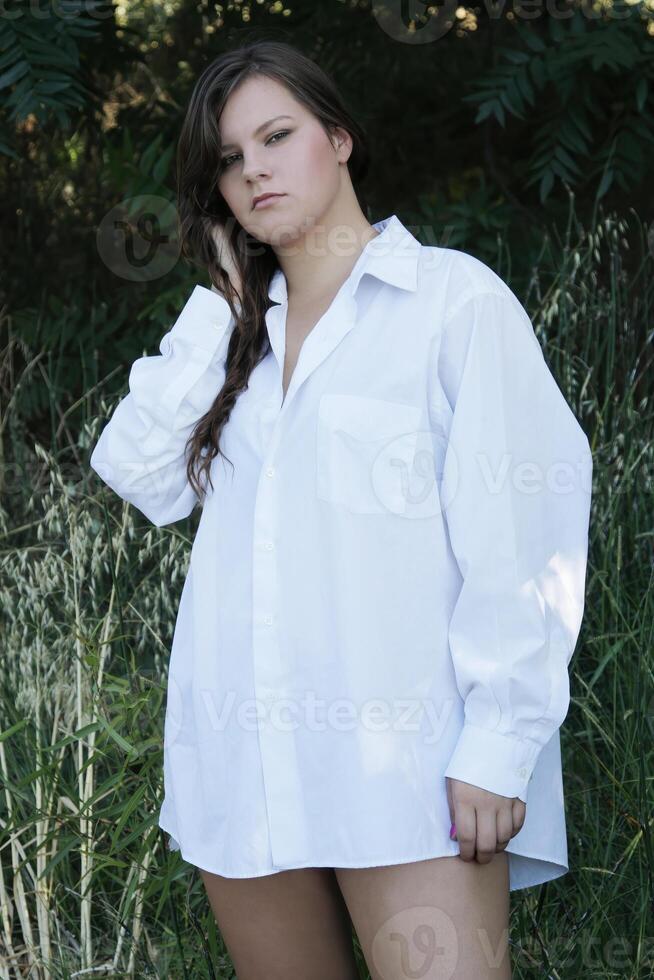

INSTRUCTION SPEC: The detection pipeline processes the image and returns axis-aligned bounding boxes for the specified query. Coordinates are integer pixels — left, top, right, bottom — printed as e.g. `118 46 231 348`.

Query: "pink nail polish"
449 822 457 840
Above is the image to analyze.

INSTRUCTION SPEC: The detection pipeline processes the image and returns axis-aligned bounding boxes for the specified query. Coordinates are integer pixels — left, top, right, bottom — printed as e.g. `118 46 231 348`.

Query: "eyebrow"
220 115 295 153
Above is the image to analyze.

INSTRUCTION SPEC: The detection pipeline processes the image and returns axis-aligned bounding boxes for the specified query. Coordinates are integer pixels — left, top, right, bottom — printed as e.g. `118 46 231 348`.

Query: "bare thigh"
334 851 511 980
199 864 360 980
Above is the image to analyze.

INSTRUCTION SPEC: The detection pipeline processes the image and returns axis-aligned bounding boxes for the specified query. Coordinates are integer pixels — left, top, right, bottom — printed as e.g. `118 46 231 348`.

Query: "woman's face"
216 73 352 247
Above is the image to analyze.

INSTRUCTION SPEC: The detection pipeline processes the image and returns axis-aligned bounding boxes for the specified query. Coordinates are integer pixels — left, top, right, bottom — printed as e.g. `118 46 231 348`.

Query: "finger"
495 806 513 852
474 808 497 865
454 803 476 863
445 776 455 826
512 799 527 837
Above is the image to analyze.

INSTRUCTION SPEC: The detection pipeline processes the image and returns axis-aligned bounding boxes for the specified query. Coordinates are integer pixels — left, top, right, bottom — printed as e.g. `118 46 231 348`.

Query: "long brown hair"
176 39 372 503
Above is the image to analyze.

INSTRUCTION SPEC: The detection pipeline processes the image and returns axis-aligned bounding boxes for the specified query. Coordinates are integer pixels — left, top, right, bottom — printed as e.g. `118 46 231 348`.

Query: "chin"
277 210 328 243
254 220 307 250
243 201 321 248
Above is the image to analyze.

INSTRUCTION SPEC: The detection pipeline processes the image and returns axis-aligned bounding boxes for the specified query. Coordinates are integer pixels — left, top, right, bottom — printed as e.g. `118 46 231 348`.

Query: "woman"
90 39 593 980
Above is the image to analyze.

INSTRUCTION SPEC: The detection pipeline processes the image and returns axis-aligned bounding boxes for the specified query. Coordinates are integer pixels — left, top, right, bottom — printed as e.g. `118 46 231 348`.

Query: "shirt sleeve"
89 285 234 528
434 286 593 804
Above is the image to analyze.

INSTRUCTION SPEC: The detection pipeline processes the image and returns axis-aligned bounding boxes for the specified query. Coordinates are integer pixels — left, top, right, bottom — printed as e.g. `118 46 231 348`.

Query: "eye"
220 130 291 170
267 129 290 145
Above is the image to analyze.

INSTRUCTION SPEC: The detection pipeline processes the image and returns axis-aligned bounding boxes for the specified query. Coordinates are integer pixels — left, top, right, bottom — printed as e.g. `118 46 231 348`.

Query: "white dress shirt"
90 214 592 892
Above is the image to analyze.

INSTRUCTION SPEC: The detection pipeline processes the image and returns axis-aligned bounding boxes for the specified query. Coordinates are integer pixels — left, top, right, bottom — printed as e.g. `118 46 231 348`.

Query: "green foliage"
463 10 654 202
1 1 653 345
0 0 109 156
103 127 176 202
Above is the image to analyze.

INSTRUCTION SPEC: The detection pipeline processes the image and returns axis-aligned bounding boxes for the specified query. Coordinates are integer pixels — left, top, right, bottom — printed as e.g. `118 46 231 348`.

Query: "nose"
241 152 272 184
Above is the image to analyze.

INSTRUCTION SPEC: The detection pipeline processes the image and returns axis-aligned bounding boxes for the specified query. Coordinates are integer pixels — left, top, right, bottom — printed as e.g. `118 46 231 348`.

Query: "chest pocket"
316 393 422 516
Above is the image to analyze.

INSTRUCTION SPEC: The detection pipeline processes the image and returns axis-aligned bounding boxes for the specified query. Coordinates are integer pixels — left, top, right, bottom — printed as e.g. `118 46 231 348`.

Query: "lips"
253 193 285 209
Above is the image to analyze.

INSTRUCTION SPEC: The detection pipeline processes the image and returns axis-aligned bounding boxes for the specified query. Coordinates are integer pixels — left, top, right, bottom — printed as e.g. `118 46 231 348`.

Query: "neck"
272 200 380 305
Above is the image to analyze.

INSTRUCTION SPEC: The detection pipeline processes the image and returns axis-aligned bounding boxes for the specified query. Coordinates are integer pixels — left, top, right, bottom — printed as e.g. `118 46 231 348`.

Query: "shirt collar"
267 214 421 305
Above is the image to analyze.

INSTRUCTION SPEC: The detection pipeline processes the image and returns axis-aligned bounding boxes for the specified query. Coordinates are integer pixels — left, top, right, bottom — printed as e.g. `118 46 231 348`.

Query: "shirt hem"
159 818 568 892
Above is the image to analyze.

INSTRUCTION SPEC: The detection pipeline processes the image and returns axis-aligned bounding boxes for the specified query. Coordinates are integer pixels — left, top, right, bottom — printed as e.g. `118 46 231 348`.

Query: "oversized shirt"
89 214 593 892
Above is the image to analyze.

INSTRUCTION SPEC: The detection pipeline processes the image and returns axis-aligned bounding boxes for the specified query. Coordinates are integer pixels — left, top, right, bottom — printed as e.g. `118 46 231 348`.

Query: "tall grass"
1 202 652 978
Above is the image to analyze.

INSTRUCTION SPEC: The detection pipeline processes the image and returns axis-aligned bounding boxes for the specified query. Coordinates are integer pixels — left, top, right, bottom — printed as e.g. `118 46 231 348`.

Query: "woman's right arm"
89 284 234 527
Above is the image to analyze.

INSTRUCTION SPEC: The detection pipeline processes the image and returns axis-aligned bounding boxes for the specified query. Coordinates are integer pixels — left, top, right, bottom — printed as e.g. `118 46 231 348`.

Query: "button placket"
247 293 359 867
251 450 310 867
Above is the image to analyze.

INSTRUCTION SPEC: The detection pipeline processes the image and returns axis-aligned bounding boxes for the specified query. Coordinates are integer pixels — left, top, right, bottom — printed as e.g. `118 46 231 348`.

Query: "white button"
263 615 274 625
264 541 274 551
265 466 275 477
516 767 528 779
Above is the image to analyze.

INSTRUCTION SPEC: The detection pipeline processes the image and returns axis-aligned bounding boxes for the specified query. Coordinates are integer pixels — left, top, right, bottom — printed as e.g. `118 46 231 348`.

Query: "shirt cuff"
443 723 541 803
165 284 234 355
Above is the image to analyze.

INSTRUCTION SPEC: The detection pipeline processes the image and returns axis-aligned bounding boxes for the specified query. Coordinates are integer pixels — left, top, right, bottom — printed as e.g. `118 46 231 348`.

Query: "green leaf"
0 140 19 160
499 47 530 66
475 101 496 124
0 59 30 91
517 27 546 53
554 144 583 174
152 143 174 184
97 714 136 757
140 133 164 176
596 168 614 200
540 169 554 202
636 78 648 113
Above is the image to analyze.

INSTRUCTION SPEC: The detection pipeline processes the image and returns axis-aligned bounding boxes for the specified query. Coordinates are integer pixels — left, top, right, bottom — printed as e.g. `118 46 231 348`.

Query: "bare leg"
334 851 511 980
199 864 360 980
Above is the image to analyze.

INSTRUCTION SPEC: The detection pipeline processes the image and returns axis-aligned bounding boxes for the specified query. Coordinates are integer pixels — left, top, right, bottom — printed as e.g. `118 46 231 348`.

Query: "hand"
210 222 242 301
446 776 526 864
